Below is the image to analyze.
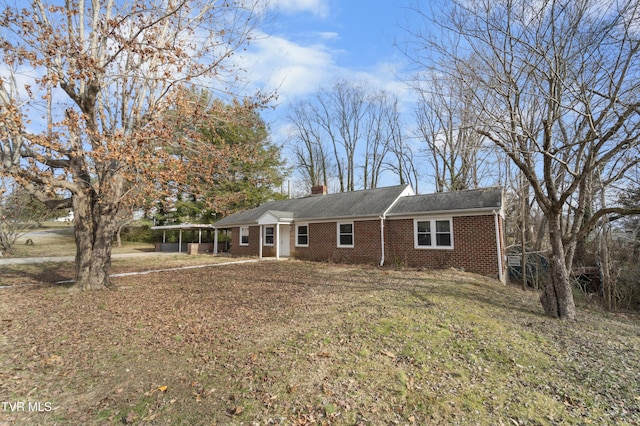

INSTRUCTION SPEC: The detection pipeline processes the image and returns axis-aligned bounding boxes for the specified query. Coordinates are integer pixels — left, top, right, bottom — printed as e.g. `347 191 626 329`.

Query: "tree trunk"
116 226 123 249
73 191 94 288
540 214 577 320
72 189 117 290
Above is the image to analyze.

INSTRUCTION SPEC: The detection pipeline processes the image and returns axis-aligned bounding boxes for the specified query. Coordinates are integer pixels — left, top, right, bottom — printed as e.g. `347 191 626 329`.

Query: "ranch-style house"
212 184 506 282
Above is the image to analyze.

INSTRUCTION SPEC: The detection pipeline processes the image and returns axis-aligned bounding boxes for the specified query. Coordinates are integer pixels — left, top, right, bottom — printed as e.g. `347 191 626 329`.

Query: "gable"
257 210 294 225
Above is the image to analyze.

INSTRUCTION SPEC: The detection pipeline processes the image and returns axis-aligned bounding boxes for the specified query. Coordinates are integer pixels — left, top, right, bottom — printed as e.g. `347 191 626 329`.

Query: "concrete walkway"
1 254 274 287
0 251 182 266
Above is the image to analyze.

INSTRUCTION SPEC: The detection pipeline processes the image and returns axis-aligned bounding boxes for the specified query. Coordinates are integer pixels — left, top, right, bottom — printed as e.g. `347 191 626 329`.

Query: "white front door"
279 225 290 257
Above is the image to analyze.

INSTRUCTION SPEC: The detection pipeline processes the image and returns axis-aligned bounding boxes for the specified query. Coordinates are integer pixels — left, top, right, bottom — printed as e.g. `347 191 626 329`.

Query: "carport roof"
151 224 216 230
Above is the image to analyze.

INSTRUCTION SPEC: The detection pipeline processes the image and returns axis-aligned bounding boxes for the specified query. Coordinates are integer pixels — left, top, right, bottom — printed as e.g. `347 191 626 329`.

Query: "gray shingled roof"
215 184 411 227
387 187 503 216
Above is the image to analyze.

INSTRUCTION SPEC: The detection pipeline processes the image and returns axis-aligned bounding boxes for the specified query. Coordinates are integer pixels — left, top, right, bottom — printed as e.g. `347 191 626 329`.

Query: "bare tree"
413 73 500 192
405 0 640 319
0 0 268 289
288 100 333 191
288 80 404 192
384 102 421 193
315 80 368 192
363 92 397 189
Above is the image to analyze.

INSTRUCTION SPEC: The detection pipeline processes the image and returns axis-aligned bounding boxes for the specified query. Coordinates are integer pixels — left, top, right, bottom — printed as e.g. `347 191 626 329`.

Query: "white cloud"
241 33 342 103
269 0 330 18
318 31 339 40
242 34 414 106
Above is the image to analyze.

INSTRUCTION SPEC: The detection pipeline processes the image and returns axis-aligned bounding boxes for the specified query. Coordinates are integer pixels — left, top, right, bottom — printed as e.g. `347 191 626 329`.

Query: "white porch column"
276 223 280 260
178 230 182 253
259 225 263 258
198 229 202 244
213 229 218 254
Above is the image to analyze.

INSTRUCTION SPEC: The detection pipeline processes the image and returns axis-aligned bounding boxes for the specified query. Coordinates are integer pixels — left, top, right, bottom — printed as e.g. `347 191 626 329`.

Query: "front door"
279 225 290 257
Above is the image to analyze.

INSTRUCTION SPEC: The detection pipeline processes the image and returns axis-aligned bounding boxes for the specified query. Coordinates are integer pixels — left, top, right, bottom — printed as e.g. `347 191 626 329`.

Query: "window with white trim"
337 222 354 248
296 224 309 247
414 218 453 249
239 226 249 246
264 226 274 246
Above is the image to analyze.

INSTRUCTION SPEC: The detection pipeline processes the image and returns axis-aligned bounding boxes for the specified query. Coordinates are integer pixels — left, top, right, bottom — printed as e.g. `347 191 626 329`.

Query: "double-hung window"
239 227 249 246
414 218 453 249
337 222 354 248
264 226 274 246
296 224 309 247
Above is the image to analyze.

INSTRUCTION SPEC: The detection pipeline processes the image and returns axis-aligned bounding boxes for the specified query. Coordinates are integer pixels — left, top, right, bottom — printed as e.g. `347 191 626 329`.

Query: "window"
435 220 452 246
239 227 249 246
337 222 354 248
416 220 431 246
414 218 453 249
296 224 309 247
264 226 274 245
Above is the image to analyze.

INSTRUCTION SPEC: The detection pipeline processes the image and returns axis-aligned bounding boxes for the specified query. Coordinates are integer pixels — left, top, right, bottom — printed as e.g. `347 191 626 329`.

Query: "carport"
151 224 219 254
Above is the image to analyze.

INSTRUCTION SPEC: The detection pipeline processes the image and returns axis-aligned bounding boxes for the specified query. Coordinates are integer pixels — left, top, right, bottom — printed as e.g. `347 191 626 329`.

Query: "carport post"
214 229 218 254
179 230 182 253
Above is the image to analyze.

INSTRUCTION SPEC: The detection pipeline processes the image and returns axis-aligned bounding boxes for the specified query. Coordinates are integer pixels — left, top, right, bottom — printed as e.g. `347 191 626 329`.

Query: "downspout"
379 216 386 266
379 203 396 267
276 223 281 260
494 210 505 284
379 186 412 266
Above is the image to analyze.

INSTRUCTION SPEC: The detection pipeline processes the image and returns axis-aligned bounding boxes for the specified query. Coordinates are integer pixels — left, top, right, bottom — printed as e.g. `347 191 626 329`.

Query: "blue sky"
242 0 415 137
238 0 422 191
248 0 410 98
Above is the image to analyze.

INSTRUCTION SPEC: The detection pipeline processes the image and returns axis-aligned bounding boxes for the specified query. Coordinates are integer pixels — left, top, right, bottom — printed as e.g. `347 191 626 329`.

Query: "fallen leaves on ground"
0 260 638 425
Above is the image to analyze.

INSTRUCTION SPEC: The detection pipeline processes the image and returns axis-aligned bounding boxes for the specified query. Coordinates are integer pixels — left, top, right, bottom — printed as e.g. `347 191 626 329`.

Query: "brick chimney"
311 185 327 196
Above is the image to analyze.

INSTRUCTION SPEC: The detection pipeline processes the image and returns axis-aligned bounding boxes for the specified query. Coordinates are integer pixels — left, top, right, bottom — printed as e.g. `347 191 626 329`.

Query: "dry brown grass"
1 260 639 425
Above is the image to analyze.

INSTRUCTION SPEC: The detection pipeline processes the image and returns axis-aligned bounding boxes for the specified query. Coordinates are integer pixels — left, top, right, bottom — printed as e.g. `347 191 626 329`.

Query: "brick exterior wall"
228 214 504 280
385 215 502 278
295 220 382 265
229 225 285 258
231 226 260 257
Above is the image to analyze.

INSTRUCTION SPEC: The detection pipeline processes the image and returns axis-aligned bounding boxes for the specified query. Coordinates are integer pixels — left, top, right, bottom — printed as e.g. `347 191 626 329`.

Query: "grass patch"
6 223 156 258
0 261 638 424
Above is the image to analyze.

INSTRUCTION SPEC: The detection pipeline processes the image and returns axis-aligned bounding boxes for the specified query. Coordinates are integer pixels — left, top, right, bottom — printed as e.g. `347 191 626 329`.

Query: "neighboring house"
213 184 506 282
53 211 74 222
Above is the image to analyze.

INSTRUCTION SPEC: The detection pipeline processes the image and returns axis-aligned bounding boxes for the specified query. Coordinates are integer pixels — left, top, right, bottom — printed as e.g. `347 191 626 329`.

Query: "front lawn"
1 260 638 425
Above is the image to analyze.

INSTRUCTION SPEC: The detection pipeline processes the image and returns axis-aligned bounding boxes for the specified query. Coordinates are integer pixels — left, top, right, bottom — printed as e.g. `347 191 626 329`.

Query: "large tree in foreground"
0 0 268 289
406 0 640 319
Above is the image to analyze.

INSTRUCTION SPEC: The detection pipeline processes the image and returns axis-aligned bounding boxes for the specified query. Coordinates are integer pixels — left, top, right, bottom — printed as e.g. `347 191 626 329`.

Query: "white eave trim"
386 207 500 219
